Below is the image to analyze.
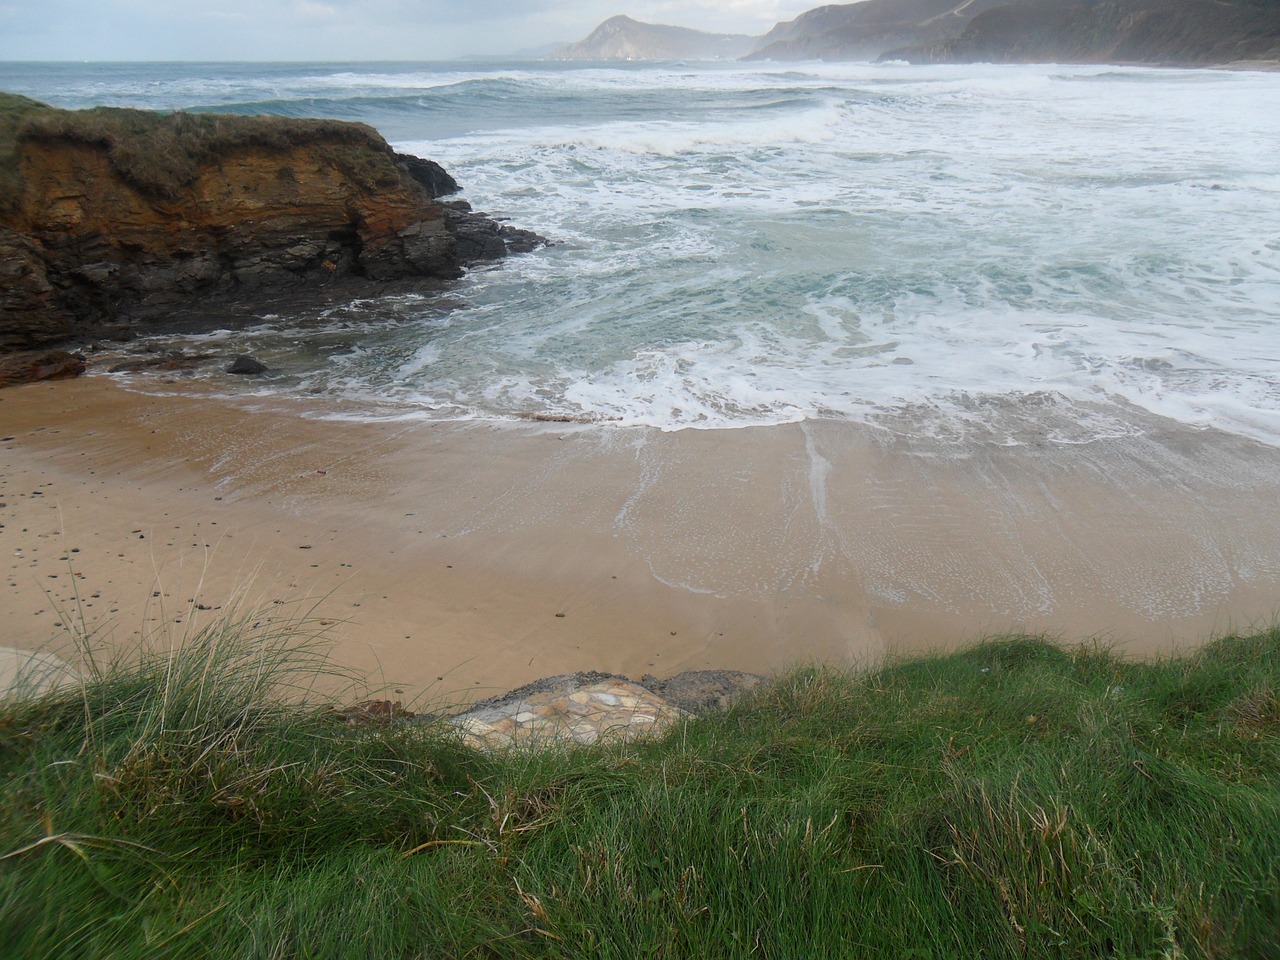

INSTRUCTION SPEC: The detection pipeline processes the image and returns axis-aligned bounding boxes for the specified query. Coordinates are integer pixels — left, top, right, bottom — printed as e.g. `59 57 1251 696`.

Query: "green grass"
0 91 405 212
2 621 1279 958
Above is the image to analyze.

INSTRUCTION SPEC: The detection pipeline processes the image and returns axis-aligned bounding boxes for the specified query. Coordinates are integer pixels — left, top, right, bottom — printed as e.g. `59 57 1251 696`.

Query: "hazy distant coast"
558 0 1280 67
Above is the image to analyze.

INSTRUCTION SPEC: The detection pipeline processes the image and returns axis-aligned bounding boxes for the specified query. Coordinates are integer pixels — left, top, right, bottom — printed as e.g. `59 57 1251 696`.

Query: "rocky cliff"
745 0 1012 61
742 0 1280 65
892 0 1280 65
557 15 758 60
0 95 542 351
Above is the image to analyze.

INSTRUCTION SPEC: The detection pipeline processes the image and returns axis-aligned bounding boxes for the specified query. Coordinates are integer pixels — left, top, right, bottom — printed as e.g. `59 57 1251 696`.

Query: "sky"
0 0 824 61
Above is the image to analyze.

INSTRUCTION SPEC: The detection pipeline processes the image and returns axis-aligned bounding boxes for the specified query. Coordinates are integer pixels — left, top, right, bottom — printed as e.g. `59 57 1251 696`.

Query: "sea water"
3 60 1279 443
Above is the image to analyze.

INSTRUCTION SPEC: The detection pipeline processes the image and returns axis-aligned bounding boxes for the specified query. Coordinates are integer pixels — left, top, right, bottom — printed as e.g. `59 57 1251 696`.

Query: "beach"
4 373 1278 705
6 61 1278 709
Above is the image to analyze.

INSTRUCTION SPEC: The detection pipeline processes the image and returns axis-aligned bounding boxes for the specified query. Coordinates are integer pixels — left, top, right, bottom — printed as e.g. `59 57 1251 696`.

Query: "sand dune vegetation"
3 615 1278 958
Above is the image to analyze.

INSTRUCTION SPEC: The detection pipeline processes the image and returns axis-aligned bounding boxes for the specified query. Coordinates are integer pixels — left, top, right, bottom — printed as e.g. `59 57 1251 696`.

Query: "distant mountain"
503 42 565 60
890 0 1280 66
553 2 1280 67
556 15 758 60
745 0 1013 62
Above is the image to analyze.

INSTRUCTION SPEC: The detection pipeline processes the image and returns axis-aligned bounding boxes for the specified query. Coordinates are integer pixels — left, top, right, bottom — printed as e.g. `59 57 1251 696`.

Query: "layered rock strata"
0 95 542 352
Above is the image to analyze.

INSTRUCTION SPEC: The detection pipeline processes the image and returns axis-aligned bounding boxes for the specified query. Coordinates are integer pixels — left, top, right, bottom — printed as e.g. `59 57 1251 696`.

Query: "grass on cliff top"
0 90 403 210
0 92 49 212
2 615 1279 959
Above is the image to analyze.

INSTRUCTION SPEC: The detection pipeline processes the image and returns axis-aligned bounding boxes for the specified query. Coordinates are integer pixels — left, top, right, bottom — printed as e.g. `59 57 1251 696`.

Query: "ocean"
3 59 1279 444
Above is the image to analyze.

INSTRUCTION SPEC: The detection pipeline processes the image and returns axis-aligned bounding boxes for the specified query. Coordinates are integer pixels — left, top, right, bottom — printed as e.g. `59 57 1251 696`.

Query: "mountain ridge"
555 15 757 60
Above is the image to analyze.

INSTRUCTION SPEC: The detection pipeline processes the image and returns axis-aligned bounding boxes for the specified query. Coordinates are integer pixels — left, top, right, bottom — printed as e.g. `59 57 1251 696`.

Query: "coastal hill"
892 0 1280 65
555 14 758 60
0 94 540 352
744 0 1013 62
561 2 1279 66
745 0 1280 64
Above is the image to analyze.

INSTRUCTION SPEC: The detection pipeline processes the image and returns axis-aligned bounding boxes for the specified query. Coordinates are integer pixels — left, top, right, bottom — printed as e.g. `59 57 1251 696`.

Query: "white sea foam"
17 60 1276 445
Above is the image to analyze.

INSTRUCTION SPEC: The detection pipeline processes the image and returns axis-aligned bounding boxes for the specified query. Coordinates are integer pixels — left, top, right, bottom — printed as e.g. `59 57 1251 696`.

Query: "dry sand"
3 374 1279 706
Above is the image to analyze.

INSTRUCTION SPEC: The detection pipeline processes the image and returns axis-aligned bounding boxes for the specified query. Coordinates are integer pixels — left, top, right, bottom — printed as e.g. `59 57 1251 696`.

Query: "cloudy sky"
0 0 822 61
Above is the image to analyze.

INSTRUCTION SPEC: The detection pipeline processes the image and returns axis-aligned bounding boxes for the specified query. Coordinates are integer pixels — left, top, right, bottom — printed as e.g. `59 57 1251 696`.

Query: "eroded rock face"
0 103 543 351
0 229 77 346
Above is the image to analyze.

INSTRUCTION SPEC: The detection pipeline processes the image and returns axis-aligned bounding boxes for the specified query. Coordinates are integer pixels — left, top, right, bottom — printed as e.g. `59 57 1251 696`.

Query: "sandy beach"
3 373 1279 705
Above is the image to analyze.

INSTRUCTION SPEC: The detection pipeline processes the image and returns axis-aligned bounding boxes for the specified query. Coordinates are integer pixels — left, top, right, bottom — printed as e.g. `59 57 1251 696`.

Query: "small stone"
227 355 269 375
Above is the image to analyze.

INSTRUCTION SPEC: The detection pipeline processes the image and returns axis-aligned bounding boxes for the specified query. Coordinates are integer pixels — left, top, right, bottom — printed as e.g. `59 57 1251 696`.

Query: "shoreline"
3 374 1279 705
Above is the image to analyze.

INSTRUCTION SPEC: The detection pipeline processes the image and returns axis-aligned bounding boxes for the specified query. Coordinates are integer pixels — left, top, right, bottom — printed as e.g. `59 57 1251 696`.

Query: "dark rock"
0 229 77 350
227 355 269 375
501 225 547 255
443 206 548 262
108 351 211 373
396 154 460 199
638 670 766 715
0 349 86 388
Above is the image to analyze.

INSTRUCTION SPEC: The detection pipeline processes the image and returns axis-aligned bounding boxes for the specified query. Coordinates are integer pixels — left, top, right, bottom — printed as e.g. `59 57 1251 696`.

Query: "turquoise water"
3 60 1279 441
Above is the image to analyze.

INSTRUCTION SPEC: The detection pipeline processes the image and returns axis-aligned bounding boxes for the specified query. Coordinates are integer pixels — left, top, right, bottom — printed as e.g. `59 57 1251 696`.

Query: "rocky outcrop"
891 0 1280 65
637 669 765 715
226 355 269 375
0 349 85 387
0 96 544 352
440 669 766 749
557 15 758 60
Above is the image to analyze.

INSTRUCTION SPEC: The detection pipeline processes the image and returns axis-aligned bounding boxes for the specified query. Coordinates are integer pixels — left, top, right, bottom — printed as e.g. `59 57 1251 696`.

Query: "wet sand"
3 375 1278 705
